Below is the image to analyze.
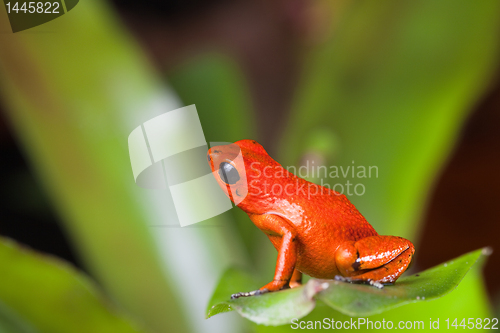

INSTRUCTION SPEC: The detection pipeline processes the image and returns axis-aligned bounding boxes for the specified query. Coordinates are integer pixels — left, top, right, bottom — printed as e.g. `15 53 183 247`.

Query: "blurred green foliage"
0 0 499 332
0 237 145 333
0 2 189 332
280 0 500 239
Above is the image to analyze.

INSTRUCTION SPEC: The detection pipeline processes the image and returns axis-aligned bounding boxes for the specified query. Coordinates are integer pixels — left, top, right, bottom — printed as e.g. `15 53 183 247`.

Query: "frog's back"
272 170 377 238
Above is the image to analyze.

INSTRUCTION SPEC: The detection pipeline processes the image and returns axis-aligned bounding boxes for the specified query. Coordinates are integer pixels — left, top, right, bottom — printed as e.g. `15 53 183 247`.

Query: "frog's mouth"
206 149 216 171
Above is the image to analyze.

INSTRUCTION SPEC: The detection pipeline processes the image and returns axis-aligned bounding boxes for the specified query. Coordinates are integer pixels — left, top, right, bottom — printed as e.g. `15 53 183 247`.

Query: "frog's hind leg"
334 236 415 286
289 269 302 288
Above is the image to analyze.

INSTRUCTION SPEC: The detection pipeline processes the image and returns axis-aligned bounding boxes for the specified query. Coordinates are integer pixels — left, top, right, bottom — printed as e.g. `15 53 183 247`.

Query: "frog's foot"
230 279 291 299
368 280 384 289
333 275 350 283
334 275 384 289
335 235 415 284
231 289 269 299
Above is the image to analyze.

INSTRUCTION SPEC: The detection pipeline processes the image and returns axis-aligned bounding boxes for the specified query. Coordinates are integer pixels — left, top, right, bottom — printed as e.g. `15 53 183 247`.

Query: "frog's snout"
207 148 221 171
207 150 213 171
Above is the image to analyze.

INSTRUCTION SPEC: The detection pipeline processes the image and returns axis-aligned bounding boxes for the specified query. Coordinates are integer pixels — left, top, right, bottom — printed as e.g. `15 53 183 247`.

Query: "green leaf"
0 236 146 333
207 248 490 326
206 267 261 318
254 248 491 333
206 268 318 326
316 247 490 317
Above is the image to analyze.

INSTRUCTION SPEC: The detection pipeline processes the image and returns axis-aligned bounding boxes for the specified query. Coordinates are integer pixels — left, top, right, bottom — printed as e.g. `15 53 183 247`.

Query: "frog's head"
207 139 282 213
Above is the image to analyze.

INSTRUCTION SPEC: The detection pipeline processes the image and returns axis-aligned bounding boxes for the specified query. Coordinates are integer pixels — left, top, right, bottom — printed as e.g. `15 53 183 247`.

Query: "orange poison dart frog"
207 140 415 298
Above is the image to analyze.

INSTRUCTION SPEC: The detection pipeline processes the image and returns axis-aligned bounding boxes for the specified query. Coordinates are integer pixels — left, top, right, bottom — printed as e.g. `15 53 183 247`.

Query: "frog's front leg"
334 235 415 287
231 214 297 299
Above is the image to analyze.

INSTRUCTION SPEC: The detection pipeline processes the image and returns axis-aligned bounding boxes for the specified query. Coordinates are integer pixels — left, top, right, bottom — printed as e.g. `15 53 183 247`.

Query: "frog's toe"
334 275 385 289
231 289 269 299
334 275 350 283
368 280 384 289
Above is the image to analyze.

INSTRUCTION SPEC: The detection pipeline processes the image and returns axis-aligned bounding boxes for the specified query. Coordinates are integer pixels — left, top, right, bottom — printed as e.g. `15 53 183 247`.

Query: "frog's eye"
219 162 240 185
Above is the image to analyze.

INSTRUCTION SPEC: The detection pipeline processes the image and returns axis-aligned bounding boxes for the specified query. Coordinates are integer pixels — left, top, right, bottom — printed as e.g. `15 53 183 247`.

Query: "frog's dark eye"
219 162 240 185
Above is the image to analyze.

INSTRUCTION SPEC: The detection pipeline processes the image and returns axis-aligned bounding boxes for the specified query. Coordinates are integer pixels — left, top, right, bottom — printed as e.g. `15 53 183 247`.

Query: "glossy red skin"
208 140 415 294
